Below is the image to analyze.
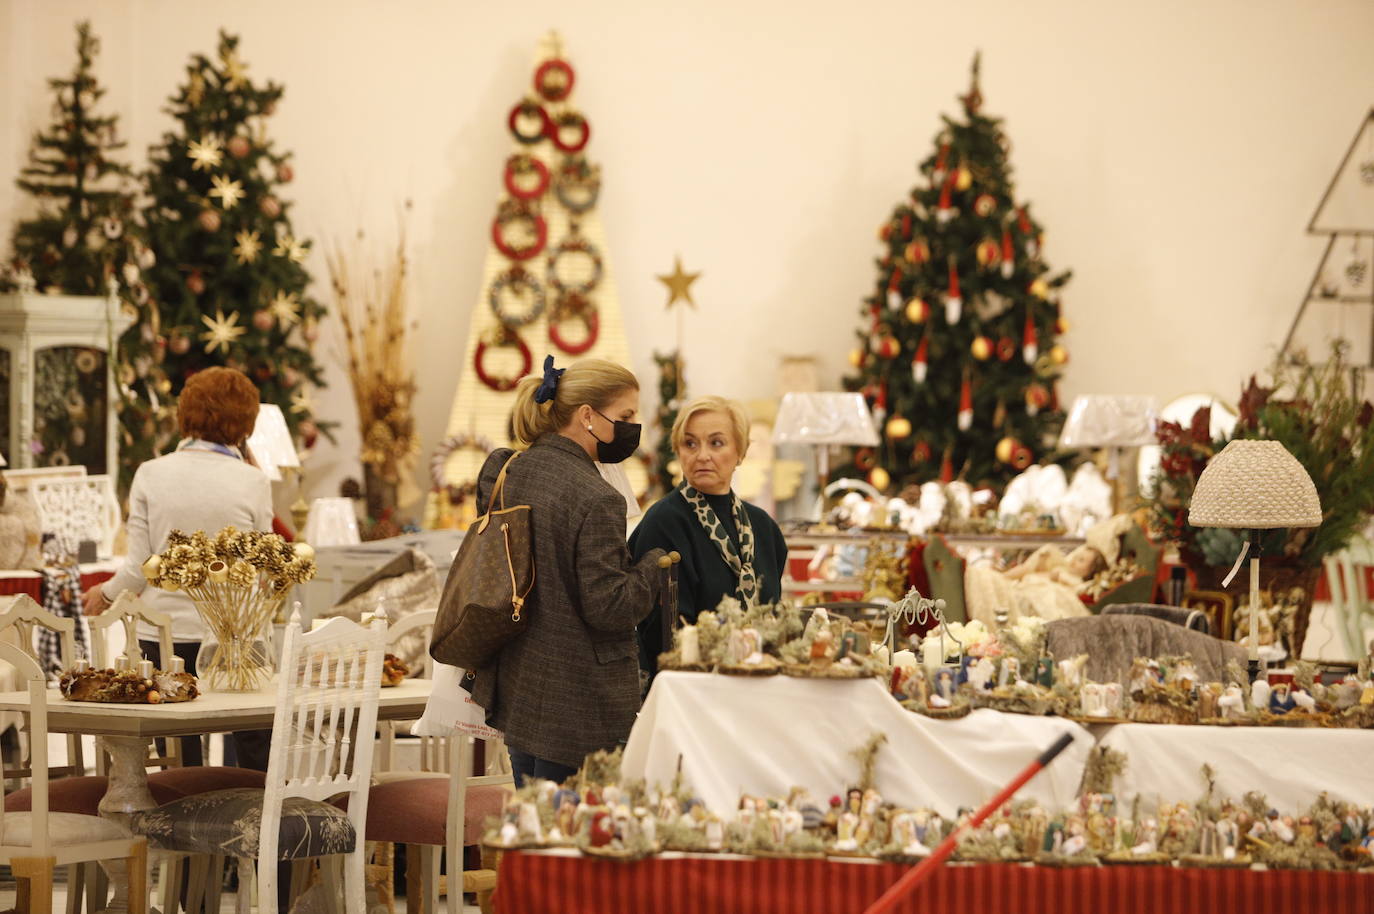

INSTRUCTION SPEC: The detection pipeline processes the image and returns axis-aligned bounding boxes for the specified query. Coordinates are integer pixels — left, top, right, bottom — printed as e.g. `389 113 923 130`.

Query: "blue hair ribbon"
534 354 564 404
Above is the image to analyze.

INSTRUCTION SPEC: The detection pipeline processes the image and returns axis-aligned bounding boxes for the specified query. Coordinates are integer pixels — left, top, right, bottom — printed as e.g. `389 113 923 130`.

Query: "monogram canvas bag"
430 453 535 669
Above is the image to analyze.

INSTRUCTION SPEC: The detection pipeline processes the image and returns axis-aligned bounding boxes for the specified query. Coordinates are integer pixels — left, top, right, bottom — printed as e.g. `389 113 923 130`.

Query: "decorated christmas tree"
842 57 1070 492
141 31 325 443
2 21 172 488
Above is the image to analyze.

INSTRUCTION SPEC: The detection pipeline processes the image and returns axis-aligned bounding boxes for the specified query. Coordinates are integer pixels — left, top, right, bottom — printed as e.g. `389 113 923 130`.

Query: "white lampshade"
246 403 299 482
302 497 361 547
0 449 6 468
772 392 879 447
1059 395 1159 449
1189 440 1322 529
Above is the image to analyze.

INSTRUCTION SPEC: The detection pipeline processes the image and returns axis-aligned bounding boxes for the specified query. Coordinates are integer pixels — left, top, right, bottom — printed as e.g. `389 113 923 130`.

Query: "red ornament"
276 162 295 183
1025 384 1050 416
875 335 901 359
253 363 273 382
252 309 275 332
878 222 892 243
227 135 251 158
548 295 601 355
904 239 930 264
901 212 912 237
996 336 1017 362
1023 309 1039 364
912 441 932 464
549 111 591 153
1017 206 1032 234
957 376 973 431
533 58 576 102
197 209 222 232
503 154 551 201
186 271 205 296
912 335 929 383
259 196 281 219
299 419 319 447
473 329 533 392
945 258 962 324
939 449 955 484
1011 444 1034 470
491 201 548 261
975 239 1000 267
974 194 996 217
853 447 877 472
169 334 191 355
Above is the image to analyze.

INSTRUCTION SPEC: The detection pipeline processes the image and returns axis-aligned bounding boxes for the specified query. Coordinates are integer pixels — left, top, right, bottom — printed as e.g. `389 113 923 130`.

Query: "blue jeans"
508 748 577 788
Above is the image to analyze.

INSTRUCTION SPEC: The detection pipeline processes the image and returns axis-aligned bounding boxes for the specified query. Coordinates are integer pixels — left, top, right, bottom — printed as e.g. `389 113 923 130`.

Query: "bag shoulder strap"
478 452 520 533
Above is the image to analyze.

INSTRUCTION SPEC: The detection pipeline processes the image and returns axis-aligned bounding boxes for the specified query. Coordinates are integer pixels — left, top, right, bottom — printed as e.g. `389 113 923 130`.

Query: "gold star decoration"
290 386 314 415
233 230 262 264
208 174 244 210
267 289 301 327
187 136 222 171
657 255 701 309
273 234 308 264
200 309 246 354
221 50 248 91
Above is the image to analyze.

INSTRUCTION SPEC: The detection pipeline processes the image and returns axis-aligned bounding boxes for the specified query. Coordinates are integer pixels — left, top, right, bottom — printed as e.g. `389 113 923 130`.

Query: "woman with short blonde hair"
630 395 788 675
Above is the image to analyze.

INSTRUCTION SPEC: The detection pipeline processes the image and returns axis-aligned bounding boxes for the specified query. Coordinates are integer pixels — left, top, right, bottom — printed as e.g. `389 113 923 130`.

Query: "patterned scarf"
39 538 90 680
679 484 759 605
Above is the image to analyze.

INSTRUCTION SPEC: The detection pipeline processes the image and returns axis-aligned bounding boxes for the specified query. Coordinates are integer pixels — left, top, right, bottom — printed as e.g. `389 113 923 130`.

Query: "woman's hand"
82 584 111 616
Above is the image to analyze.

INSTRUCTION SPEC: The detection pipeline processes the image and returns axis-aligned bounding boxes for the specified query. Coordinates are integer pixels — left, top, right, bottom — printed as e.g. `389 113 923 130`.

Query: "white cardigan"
102 449 274 642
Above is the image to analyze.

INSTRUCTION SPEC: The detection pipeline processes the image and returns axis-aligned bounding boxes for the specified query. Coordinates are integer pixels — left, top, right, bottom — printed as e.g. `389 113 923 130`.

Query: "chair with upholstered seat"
131 612 386 914
0 641 148 914
0 594 86 779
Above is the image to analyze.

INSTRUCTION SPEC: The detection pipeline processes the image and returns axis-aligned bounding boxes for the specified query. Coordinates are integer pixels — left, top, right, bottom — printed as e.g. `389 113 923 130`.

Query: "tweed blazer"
467 434 665 768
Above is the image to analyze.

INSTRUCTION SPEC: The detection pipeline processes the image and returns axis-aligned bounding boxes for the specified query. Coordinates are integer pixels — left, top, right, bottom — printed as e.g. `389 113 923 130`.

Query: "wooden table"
0 677 433 913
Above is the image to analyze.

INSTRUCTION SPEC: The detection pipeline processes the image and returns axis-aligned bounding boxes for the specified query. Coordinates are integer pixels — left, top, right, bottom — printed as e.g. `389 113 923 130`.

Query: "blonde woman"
469 356 665 786
629 396 788 673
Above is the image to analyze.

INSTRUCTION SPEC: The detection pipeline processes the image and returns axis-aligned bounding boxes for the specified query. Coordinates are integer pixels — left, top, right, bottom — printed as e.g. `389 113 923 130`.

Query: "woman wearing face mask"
629 396 788 675
469 356 666 787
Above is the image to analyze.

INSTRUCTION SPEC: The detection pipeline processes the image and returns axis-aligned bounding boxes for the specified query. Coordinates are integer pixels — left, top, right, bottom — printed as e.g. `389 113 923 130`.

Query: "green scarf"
679 484 759 605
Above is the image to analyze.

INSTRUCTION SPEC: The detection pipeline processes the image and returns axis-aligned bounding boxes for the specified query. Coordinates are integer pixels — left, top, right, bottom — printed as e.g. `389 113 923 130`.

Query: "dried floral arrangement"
142 526 316 689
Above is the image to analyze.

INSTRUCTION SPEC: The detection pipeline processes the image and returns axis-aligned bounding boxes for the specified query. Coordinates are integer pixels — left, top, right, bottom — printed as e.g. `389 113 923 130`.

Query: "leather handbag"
430 453 536 669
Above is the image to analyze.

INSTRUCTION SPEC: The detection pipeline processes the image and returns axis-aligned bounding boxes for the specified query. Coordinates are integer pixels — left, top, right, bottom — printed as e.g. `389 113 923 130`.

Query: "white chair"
130 612 386 914
0 640 148 914
0 594 85 779
1323 535 1374 660
26 473 121 559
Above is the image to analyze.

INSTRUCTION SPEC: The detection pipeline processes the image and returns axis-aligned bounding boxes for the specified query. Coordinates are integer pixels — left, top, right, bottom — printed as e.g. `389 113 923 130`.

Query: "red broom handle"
863 732 1077 914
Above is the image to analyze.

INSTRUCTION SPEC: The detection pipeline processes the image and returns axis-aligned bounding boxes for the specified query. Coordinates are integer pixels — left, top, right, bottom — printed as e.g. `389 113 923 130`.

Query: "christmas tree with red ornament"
141 31 326 444
843 55 1070 492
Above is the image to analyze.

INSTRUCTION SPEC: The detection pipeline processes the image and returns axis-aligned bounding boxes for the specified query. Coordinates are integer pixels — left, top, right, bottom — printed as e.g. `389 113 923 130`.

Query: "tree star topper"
200 309 246 354
657 255 700 310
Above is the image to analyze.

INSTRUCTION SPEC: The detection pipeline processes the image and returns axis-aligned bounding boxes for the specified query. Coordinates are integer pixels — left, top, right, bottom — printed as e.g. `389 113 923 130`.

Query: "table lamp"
772 392 880 518
1059 394 1159 514
246 403 310 532
1188 439 1322 681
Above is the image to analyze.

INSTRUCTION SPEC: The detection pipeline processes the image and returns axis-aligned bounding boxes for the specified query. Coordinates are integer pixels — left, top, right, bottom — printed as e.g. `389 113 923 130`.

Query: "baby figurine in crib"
1003 543 1107 589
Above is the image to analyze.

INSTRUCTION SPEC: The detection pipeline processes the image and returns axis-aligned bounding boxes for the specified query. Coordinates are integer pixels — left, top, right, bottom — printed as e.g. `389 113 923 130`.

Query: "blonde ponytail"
509 358 639 447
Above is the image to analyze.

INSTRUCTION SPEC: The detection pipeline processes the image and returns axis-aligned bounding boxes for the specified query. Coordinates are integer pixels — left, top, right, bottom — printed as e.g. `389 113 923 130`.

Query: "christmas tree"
843 56 1070 492
141 31 325 443
2 21 172 487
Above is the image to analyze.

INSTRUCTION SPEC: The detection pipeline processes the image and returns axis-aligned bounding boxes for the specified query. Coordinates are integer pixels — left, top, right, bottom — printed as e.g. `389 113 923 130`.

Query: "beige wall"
3 0 1371 505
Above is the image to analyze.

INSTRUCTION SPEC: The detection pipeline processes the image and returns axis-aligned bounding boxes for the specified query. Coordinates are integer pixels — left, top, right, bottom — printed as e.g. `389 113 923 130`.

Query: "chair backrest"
88 591 175 669
0 593 76 671
385 607 437 681
0 640 50 854
259 612 385 866
27 473 120 559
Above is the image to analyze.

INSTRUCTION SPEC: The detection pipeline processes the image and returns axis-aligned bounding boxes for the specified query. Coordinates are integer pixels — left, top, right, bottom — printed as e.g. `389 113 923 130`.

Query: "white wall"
3 0 1371 505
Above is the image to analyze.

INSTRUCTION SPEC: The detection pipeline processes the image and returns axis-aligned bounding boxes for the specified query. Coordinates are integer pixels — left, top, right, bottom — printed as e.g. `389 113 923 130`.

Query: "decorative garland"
548 293 601 355
487 266 546 328
549 111 591 153
555 156 601 214
534 59 576 102
430 432 497 490
491 200 548 261
503 154 550 201
508 99 551 145
473 329 533 392
546 229 603 297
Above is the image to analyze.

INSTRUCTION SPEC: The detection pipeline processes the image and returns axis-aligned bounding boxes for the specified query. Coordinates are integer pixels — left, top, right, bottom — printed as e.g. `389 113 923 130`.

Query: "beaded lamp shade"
1188 440 1322 529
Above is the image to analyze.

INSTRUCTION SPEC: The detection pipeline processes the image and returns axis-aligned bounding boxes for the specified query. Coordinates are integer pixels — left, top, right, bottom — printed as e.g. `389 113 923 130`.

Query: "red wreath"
549 112 591 153
854 447 878 472
473 331 533 392
548 295 600 355
491 203 548 261
508 99 551 145
503 154 550 201
534 59 576 102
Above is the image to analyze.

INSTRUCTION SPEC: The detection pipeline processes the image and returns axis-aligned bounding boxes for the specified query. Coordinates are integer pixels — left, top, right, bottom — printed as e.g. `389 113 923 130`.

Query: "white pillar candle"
74 657 90 673
679 625 700 665
170 656 185 675
873 645 891 667
116 653 131 671
922 637 943 675
138 659 155 679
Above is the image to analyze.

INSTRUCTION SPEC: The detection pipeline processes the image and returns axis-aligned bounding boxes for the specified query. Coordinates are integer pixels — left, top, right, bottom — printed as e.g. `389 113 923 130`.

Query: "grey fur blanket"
1045 615 1247 685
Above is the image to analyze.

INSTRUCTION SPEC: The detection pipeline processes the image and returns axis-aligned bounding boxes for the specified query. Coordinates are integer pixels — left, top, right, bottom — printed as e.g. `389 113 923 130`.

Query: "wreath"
534 59 576 102
503 154 550 201
555 156 601 214
546 231 603 297
549 111 591 153
548 292 600 355
473 328 533 392
507 99 551 145
487 266 546 328
491 200 548 261
430 432 497 491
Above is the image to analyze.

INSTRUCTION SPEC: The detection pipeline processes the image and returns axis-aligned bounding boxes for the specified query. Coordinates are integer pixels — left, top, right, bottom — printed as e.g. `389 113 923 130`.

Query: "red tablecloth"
0 570 113 601
493 851 1374 914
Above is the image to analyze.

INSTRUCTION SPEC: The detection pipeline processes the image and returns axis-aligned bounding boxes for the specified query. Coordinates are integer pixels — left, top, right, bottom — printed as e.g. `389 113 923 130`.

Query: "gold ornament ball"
1030 278 1050 299
227 135 251 158
867 466 891 492
848 347 866 369
876 335 901 359
885 416 912 439
956 167 973 191
169 334 191 356
186 272 206 296
976 240 1000 266
276 162 295 183
1056 316 1070 334
1049 345 1069 366
259 196 281 219
904 298 929 323
197 209 222 232
252 309 275 332
970 336 993 360
995 436 1018 464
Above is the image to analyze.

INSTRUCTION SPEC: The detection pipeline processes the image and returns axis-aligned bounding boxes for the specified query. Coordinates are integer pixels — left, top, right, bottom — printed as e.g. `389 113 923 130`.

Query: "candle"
922 637 943 675
138 659 155 679
170 656 185 675
873 645 891 667
116 653 131 671
892 649 918 673
679 625 700 665
74 657 90 673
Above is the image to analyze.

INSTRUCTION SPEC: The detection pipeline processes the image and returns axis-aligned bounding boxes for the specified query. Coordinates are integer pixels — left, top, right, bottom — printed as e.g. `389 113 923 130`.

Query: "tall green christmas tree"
3 21 172 489
843 57 1070 492
141 31 325 442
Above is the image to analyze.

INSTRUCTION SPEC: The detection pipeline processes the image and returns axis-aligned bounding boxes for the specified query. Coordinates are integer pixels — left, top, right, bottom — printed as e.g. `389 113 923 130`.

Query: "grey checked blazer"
467 433 665 768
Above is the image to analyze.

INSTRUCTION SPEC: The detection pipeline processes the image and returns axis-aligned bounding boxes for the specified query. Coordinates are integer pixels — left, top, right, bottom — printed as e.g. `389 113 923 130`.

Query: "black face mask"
590 409 641 464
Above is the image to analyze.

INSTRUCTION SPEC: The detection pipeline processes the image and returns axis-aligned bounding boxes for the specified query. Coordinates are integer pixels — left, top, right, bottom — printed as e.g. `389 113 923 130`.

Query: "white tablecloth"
1097 722 1374 814
622 671 1092 819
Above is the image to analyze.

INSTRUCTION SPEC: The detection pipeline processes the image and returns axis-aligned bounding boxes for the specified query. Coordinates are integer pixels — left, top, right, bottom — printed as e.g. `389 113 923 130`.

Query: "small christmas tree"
843 56 1071 492
141 31 325 442
652 349 685 493
3 21 172 487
